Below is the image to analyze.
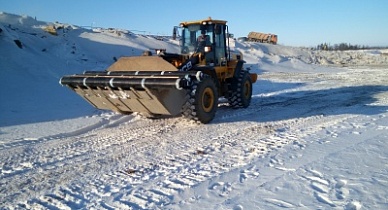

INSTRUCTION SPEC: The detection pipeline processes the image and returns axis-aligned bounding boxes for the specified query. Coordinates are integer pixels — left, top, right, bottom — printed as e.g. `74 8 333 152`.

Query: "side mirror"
172 26 177 40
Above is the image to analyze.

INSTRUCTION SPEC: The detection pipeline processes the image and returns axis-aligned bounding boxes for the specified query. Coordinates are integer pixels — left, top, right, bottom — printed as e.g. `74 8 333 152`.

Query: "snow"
1 12 388 209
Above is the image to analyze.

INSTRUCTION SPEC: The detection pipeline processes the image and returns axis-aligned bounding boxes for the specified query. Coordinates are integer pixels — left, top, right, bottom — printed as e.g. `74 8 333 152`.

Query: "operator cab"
180 18 228 67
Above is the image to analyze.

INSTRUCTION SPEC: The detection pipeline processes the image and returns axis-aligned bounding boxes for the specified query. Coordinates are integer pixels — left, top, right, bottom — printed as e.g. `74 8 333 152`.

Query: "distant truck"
247 31 278 44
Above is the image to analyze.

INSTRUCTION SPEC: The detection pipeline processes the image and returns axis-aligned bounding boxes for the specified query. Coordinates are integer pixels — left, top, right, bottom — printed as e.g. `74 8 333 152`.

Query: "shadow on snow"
216 82 388 123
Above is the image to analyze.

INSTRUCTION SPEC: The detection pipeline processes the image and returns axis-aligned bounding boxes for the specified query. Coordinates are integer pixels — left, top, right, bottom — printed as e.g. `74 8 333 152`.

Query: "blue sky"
1 0 387 47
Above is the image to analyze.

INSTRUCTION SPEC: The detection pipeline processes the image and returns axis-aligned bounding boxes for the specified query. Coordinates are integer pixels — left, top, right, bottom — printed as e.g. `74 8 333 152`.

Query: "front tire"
182 76 218 123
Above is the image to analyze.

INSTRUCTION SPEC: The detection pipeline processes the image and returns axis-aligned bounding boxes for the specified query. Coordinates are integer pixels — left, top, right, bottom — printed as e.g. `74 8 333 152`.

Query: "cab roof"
180 17 227 27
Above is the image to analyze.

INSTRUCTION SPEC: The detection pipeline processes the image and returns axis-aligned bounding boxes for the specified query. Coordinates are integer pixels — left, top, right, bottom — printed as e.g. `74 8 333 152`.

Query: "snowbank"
0 12 179 126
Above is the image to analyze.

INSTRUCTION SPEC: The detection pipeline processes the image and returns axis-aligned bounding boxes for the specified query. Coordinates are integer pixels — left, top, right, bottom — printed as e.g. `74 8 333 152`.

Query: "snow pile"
310 49 388 66
234 40 388 70
1 12 388 210
0 12 179 126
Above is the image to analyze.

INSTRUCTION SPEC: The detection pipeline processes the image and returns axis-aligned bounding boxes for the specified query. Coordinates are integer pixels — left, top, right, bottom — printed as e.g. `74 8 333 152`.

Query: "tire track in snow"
5 112 352 209
4 69 387 208
0 114 134 150
4 89 360 209
0 116 184 207
161 115 356 209
104 117 356 208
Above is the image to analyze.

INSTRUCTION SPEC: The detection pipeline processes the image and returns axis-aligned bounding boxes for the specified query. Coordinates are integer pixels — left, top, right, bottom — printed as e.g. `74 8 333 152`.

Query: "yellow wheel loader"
60 18 258 123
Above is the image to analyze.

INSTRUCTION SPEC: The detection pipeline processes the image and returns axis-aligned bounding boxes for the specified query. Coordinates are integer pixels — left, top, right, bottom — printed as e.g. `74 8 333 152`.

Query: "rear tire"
228 70 252 108
182 76 218 123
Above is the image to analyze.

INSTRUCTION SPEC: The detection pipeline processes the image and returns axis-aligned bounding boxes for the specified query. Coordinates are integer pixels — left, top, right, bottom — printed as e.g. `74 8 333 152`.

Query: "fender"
233 60 246 78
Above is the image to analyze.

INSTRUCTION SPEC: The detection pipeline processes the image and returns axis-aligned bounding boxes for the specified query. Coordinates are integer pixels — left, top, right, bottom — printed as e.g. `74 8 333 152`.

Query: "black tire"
182 76 218 124
228 70 252 108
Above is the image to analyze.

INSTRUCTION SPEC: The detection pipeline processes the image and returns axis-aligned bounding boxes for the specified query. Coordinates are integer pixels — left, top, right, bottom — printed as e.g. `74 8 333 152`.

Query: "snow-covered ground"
1 12 388 210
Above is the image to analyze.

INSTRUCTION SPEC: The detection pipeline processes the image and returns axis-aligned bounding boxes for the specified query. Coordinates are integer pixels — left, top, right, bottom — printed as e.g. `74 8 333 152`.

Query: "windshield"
181 24 213 54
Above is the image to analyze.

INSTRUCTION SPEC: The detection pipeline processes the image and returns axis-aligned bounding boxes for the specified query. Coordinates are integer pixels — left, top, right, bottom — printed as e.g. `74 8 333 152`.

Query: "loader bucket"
59 56 203 116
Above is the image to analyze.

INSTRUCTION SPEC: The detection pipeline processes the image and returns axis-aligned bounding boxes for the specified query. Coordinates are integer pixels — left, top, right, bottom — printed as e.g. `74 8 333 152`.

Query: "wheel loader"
59 17 258 123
